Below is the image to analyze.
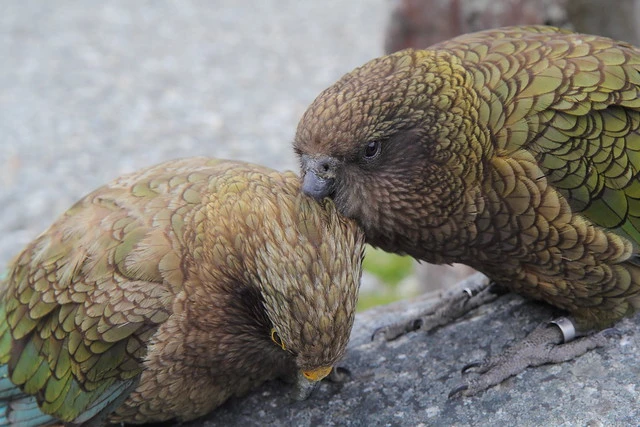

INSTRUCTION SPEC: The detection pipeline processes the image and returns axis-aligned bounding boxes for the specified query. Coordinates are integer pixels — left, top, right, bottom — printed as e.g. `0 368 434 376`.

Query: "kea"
0 157 365 425
294 25 640 396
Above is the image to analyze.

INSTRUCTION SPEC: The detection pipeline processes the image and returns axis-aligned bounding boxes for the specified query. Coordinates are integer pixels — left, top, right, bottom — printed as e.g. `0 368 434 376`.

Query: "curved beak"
300 155 338 200
302 171 334 200
291 366 333 401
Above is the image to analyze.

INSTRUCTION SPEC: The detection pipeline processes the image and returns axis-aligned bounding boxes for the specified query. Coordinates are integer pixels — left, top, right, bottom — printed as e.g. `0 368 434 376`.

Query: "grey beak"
302 172 334 200
300 155 337 200
291 370 319 401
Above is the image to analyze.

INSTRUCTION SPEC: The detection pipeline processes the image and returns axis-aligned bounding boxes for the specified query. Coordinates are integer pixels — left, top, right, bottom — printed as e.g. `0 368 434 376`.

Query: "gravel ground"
0 0 389 268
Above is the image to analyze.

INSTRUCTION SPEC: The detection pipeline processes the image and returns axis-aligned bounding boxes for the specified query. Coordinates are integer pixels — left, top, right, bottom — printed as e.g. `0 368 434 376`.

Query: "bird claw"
460 360 484 374
448 384 468 399
371 274 497 342
371 328 384 342
371 318 423 341
446 318 612 397
601 327 623 339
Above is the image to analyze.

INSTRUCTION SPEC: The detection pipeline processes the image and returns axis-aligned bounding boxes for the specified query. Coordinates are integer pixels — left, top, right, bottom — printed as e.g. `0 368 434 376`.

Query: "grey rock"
192 274 640 426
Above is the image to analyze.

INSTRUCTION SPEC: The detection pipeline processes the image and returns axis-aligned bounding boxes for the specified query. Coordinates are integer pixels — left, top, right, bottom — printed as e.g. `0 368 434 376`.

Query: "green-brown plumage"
295 26 640 333
0 157 365 425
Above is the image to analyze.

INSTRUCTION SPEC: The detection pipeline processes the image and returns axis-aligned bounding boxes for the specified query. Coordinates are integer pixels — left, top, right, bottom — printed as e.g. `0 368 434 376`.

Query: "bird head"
294 49 488 258
251 193 365 398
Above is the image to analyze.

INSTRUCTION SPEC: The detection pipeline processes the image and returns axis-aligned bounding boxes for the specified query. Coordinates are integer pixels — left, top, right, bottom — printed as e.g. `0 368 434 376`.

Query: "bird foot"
372 273 499 341
448 318 610 398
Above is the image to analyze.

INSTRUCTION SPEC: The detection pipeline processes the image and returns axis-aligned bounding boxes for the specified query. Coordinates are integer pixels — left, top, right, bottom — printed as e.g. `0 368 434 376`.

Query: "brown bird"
294 25 640 396
0 157 365 425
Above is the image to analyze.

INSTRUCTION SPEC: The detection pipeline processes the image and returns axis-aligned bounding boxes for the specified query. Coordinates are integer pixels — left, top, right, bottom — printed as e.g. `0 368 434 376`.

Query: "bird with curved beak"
295 25 640 397
0 157 365 425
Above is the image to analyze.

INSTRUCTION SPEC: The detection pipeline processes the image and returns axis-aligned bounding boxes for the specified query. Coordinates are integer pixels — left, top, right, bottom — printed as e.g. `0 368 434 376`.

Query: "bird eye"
270 328 286 351
363 140 381 160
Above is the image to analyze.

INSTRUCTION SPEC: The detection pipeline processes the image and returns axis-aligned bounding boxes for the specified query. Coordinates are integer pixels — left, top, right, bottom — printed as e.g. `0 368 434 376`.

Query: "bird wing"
446 26 640 245
0 158 221 423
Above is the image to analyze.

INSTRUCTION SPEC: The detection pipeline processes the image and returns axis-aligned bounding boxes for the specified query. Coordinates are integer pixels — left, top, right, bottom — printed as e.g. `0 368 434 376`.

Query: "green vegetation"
363 245 414 286
357 245 415 311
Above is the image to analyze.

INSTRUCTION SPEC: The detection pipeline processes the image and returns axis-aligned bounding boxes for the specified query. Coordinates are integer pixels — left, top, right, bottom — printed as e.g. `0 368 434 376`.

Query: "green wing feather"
0 161 207 422
452 26 640 246
533 52 640 245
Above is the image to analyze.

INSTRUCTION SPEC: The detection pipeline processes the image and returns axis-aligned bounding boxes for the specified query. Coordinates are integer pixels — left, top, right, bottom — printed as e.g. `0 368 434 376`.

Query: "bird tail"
0 365 57 427
0 299 139 425
0 294 56 427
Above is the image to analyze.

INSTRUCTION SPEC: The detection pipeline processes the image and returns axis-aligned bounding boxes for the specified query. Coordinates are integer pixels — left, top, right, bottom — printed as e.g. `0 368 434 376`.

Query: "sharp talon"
461 361 482 374
602 327 622 339
448 384 468 399
371 327 386 342
463 287 473 297
411 318 423 331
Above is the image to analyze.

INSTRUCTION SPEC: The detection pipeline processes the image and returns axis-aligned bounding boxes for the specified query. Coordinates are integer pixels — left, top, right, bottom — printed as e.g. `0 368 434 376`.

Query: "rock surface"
192 274 640 426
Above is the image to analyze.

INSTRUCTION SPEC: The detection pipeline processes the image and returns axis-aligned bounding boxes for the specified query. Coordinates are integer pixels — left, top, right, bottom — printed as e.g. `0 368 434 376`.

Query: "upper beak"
300 154 338 200
291 366 333 401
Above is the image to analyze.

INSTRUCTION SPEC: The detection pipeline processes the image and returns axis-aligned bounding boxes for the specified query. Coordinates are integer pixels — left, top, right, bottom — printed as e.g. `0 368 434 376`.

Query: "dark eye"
363 140 381 160
270 328 286 350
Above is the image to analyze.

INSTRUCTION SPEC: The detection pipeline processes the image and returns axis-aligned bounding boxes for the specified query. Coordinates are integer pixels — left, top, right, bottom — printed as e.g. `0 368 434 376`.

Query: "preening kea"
0 158 365 425
295 26 640 394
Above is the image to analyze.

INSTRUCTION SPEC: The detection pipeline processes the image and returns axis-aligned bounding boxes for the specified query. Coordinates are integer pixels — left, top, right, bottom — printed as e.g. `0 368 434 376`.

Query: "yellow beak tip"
302 366 332 382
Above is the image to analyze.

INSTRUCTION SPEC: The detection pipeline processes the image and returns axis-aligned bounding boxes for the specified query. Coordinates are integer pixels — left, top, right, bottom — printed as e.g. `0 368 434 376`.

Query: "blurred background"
2 0 639 311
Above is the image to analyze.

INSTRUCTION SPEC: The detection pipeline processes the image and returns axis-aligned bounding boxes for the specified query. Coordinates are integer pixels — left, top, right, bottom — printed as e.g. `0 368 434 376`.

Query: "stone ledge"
193 273 640 426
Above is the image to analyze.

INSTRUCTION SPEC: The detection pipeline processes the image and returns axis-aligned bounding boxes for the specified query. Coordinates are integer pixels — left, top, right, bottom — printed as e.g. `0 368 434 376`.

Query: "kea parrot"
294 26 640 396
0 157 365 424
